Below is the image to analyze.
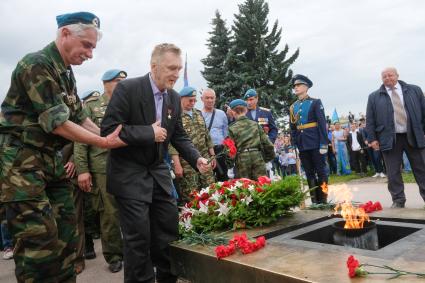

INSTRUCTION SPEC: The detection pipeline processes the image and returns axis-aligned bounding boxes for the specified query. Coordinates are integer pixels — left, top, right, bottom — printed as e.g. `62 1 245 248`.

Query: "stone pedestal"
171 209 425 282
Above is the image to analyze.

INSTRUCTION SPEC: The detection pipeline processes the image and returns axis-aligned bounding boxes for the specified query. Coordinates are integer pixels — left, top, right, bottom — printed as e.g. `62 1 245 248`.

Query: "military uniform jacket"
169 108 213 172
246 107 278 143
0 41 87 153
74 94 109 174
229 116 270 153
100 74 201 202
289 97 328 152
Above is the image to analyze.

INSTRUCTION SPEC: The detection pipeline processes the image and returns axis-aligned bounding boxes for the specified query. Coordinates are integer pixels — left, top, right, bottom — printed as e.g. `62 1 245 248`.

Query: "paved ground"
0 177 423 282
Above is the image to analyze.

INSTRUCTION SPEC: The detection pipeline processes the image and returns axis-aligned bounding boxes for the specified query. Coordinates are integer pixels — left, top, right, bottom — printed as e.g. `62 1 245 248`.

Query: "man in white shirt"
347 123 368 176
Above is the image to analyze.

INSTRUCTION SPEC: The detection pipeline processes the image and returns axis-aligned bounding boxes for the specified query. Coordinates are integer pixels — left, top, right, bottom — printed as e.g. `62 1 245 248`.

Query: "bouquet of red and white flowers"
179 176 304 234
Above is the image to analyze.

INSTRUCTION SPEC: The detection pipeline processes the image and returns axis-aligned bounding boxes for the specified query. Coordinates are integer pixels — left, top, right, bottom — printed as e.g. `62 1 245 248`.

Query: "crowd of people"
1 11 425 283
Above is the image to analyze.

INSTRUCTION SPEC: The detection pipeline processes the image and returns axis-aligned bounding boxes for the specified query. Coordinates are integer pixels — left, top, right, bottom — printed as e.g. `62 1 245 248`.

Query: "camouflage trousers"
89 173 123 263
72 184 85 270
0 141 77 283
178 168 215 205
235 151 266 180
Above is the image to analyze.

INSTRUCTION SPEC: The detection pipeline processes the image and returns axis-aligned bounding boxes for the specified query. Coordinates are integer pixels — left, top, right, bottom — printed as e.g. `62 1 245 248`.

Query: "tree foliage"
202 0 299 117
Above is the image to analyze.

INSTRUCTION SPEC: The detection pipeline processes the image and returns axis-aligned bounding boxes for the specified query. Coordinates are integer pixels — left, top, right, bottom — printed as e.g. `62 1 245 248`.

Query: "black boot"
84 234 96 260
307 179 319 204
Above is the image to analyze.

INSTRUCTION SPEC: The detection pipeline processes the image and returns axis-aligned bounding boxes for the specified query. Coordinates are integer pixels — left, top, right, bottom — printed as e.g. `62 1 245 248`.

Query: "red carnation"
222 137 237 158
347 255 360 278
255 187 264 193
257 176 271 185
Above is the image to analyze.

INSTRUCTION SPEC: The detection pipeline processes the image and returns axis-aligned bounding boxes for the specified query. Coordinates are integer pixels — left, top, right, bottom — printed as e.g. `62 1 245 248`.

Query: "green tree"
201 10 231 108
202 0 299 117
232 0 299 117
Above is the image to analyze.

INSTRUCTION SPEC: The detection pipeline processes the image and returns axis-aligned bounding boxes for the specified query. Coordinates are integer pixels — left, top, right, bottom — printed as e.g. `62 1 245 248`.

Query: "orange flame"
321 183 370 229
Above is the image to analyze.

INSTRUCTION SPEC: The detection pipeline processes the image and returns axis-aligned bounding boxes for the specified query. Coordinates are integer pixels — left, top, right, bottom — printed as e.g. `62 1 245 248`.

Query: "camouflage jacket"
228 116 269 152
0 41 87 153
169 108 213 171
74 94 109 174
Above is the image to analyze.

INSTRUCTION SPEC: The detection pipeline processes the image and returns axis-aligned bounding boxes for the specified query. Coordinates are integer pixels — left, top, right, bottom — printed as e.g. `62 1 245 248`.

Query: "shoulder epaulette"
84 94 101 104
259 106 270 112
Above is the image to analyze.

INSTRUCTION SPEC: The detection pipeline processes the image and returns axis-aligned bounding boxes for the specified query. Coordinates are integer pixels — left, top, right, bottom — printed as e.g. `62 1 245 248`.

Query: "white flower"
248 184 255 192
228 185 237 192
199 200 209 214
199 187 210 196
210 191 222 202
234 181 242 188
181 216 192 231
216 182 223 187
241 195 253 206
215 202 230 216
181 205 196 217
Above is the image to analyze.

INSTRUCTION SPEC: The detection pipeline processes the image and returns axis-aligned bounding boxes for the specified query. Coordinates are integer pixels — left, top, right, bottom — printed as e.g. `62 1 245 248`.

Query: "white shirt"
386 82 407 133
350 130 361 151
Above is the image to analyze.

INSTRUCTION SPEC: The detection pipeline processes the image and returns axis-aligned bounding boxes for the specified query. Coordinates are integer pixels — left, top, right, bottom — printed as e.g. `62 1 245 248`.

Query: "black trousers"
381 134 425 204
350 149 368 173
213 145 228 181
115 181 178 283
299 149 328 204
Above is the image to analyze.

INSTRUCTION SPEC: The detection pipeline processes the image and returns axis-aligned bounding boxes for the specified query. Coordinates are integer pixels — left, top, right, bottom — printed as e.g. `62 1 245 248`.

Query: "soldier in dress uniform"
244 88 278 144
289 74 328 204
244 89 278 176
0 12 125 282
169 86 216 205
74 69 126 273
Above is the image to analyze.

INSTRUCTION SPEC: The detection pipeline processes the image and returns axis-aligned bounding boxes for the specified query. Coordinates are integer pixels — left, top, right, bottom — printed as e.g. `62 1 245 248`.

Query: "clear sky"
1 0 424 118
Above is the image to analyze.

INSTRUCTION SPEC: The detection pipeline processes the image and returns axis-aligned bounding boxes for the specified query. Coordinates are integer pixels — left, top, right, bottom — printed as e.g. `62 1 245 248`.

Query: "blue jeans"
403 151 411 172
1 209 13 249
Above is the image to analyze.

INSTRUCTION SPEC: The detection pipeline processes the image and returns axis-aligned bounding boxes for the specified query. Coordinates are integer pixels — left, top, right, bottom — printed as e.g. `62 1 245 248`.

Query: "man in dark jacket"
366 67 425 208
101 43 210 283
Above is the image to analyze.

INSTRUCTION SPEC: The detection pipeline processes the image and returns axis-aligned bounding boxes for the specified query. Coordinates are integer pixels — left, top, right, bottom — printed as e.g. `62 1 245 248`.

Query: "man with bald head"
366 67 425 208
201 88 229 181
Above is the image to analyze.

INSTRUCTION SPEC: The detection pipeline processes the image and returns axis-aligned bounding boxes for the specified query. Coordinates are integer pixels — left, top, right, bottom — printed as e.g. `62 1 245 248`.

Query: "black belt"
239 148 259 153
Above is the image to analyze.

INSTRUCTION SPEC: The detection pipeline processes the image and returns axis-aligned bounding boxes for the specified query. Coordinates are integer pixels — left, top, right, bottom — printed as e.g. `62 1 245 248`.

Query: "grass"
402 172 415 183
328 171 415 184
329 174 364 184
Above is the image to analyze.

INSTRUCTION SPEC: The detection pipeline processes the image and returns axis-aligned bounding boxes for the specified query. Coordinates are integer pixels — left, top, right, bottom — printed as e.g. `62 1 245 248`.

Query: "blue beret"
229 99 247 109
179 86 197 97
243 88 257 99
81 90 101 100
101 69 127 82
56 12 100 28
291 74 313 88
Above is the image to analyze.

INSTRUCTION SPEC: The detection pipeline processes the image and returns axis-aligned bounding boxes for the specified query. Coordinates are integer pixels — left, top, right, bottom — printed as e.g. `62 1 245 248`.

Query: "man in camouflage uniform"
74 69 126 273
0 12 125 282
169 86 215 205
228 99 275 180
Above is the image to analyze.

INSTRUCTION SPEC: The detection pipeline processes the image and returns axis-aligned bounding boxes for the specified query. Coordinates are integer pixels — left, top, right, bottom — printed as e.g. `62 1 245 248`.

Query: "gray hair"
202 88 216 97
150 43 181 65
57 23 102 41
381 67 398 76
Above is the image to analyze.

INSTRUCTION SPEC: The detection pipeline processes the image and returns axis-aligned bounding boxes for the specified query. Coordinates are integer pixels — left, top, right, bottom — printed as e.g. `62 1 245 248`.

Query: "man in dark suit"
101 43 210 283
366 67 425 208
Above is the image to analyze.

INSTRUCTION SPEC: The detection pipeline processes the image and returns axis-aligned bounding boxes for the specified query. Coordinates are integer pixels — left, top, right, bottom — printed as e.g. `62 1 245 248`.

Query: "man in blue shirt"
201 88 229 181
